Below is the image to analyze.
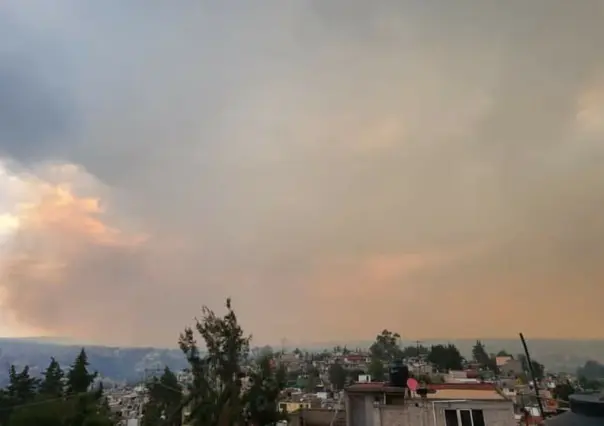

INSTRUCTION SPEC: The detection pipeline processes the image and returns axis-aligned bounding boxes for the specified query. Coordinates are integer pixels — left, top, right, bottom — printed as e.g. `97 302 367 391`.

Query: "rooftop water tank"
545 394 604 426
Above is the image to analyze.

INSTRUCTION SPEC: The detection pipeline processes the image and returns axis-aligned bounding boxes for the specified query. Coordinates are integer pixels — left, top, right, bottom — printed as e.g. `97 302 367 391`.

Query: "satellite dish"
407 378 418 391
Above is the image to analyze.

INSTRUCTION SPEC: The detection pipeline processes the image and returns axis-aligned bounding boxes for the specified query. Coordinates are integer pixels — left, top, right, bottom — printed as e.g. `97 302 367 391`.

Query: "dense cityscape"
0 299 602 426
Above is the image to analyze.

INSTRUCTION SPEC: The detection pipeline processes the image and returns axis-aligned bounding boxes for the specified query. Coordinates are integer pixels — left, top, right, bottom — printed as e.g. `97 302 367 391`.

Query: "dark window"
459 410 473 426
445 409 459 426
471 410 485 426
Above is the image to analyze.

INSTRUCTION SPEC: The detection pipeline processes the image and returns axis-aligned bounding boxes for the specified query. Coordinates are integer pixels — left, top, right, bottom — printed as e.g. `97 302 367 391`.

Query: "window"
445 409 459 426
444 409 485 426
471 410 485 426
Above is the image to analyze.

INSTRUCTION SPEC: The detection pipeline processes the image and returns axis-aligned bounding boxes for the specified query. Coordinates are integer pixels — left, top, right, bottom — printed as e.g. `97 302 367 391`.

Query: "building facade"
345 382 515 426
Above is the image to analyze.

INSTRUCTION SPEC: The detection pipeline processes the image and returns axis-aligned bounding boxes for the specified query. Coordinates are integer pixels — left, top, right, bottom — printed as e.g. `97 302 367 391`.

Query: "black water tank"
388 359 409 387
545 394 604 426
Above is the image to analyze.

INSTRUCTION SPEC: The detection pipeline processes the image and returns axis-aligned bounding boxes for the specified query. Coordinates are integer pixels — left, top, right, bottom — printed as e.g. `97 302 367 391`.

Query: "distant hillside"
1 337 601 386
0 338 187 386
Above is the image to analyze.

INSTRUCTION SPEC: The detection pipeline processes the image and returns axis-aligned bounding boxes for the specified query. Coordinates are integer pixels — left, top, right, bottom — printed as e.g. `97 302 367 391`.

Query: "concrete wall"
347 396 515 426
287 408 346 426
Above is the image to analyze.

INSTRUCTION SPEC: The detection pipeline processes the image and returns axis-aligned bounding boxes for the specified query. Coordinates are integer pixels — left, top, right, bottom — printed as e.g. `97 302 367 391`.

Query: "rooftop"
346 382 507 401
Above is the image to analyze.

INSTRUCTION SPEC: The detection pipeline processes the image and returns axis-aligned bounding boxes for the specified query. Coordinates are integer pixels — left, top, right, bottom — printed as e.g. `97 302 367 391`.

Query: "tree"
369 330 402 361
427 344 464 372
244 354 287 425
578 375 603 390
7 366 38 404
577 360 604 380
401 345 429 359
496 350 511 357
1 351 111 426
39 358 64 398
179 298 284 426
368 358 385 381
67 349 97 394
553 382 575 402
8 399 69 426
517 354 545 381
368 329 401 382
328 362 347 390
143 367 183 426
472 341 497 372
304 367 319 393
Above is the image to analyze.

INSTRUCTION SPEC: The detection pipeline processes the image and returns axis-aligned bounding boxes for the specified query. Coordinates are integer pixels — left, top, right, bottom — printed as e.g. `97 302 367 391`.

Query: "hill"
0 338 187 386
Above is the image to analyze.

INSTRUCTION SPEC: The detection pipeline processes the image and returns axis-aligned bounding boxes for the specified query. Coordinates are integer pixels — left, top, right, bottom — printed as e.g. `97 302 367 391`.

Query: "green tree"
8 398 70 426
304 366 319 392
143 367 183 426
369 330 402 361
517 354 545 380
368 358 385 381
67 349 97 394
497 350 511 357
65 350 109 426
244 354 287 425
368 330 401 381
178 298 250 426
472 341 497 372
553 382 575 402
39 357 64 398
7 366 38 404
328 362 347 390
401 345 429 359
577 360 604 380
427 344 464 372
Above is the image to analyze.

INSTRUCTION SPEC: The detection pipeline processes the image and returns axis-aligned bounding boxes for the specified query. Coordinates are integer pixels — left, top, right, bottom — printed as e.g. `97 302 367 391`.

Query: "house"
499 359 523 378
496 356 513 367
345 382 515 426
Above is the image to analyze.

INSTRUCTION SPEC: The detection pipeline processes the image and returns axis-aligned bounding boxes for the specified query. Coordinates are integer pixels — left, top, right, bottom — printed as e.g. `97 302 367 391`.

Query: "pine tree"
67 349 98 395
39 357 64 398
7 366 38 404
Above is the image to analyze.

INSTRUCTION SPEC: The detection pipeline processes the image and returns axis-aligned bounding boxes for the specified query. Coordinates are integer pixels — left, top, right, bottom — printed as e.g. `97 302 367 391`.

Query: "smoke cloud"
0 0 603 346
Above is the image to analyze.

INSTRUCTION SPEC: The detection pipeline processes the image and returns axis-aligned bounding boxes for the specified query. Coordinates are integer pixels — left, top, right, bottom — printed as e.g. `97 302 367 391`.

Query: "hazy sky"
0 0 603 347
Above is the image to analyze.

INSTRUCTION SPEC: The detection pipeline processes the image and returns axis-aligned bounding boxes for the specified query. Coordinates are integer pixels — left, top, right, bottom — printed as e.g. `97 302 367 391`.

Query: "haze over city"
0 0 603 348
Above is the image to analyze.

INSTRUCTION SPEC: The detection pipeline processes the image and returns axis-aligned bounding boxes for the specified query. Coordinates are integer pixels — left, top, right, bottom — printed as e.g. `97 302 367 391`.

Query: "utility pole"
519 333 545 420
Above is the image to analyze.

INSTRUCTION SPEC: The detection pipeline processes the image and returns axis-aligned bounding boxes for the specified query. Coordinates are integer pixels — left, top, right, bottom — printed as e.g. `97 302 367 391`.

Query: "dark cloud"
0 0 603 346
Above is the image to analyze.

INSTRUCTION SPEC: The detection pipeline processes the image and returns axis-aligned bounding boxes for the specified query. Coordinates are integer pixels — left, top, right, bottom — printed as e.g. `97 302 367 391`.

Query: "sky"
0 0 603 347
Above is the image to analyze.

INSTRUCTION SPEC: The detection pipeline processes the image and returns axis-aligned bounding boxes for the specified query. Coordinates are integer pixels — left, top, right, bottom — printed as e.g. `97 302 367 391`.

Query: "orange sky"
0 0 603 347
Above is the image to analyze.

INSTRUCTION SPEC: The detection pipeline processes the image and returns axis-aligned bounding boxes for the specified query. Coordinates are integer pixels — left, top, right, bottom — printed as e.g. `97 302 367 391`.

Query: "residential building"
280 400 312 413
499 359 523 378
345 382 515 426
495 357 513 368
